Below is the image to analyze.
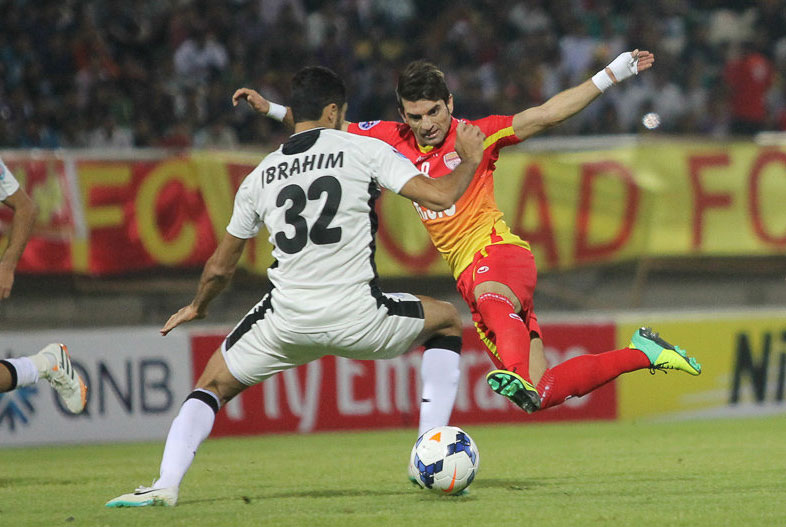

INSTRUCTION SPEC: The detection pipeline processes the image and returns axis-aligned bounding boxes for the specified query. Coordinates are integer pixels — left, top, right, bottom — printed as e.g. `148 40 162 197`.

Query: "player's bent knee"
444 301 462 327
420 297 461 334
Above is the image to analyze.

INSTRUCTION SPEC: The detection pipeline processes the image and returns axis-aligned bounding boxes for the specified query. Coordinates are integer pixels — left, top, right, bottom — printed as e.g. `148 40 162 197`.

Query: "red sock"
476 293 532 381
536 348 649 409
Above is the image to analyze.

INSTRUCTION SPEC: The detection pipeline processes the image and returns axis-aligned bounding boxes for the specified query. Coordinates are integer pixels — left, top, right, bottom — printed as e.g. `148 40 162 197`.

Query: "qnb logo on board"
0 385 39 431
0 355 177 433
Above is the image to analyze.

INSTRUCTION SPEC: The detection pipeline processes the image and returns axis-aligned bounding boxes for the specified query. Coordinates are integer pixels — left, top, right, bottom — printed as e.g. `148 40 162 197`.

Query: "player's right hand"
0 263 13 300
160 304 204 336
454 122 485 166
232 88 269 114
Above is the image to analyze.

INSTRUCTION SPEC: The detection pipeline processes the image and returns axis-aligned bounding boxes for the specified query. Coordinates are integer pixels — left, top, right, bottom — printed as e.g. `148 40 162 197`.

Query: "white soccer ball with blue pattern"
409 425 479 495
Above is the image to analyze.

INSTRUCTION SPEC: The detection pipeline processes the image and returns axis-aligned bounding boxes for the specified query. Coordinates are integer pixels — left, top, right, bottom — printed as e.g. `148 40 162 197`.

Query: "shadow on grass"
0 477 85 488
475 478 537 491
183 487 417 505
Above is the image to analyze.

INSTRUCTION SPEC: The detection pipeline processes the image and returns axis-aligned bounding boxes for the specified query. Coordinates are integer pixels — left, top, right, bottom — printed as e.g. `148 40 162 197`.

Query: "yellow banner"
616 313 786 420
368 141 786 275
5 142 786 277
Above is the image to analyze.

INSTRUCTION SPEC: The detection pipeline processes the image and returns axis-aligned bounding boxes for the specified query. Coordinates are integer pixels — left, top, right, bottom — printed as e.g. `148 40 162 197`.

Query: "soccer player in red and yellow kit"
234 50 702 414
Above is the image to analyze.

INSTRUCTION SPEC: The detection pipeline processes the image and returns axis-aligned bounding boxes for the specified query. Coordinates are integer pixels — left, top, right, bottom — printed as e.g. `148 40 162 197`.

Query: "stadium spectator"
193 117 238 149
0 1 784 147
173 27 229 85
723 40 775 135
86 114 134 148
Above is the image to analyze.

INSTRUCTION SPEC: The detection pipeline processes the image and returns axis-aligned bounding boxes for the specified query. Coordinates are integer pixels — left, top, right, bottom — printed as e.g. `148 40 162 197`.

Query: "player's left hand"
161 304 204 336
605 49 655 84
232 88 269 114
633 50 655 74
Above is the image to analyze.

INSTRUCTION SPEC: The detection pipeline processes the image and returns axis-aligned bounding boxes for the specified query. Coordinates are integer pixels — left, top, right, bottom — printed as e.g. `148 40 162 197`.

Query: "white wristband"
592 52 640 93
266 102 287 122
591 70 614 93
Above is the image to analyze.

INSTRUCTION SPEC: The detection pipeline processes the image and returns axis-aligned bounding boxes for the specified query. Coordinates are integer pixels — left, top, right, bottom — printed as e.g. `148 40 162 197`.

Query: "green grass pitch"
2 416 784 527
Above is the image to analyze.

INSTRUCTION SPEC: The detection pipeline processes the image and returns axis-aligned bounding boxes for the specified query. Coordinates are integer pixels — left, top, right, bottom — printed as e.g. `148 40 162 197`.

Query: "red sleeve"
471 115 521 151
347 120 403 141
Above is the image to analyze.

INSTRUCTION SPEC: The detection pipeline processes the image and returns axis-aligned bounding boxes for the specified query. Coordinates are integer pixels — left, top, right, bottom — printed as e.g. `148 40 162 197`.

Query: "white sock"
155 390 220 489
29 349 56 376
5 357 38 386
418 347 460 437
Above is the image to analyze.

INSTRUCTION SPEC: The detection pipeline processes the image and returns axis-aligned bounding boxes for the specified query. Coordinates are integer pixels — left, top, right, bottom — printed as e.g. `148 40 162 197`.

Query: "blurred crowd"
1 0 785 150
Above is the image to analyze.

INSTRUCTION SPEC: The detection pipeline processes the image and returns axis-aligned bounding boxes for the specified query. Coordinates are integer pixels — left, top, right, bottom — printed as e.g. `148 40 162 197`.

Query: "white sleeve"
0 160 20 201
226 172 262 239
370 141 421 194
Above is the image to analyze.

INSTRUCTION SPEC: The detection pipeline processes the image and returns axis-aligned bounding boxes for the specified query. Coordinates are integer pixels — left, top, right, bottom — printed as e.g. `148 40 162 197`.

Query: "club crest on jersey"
358 120 380 130
443 151 461 170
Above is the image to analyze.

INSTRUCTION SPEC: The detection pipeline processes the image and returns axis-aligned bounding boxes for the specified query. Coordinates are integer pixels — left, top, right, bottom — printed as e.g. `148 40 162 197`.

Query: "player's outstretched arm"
512 50 654 141
232 88 354 132
398 122 485 210
0 188 37 300
161 233 247 335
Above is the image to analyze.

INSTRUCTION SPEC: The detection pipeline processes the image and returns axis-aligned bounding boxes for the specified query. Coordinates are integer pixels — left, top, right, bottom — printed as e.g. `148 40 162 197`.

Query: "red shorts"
456 244 541 365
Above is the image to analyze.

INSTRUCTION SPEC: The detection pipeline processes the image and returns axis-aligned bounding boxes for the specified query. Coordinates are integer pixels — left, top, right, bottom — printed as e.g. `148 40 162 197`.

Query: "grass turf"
1 416 784 527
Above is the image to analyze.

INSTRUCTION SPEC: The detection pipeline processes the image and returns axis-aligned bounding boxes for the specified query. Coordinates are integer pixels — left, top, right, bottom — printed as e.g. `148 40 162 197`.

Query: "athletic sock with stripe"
418 337 461 437
476 292 532 382
155 389 221 489
536 348 650 409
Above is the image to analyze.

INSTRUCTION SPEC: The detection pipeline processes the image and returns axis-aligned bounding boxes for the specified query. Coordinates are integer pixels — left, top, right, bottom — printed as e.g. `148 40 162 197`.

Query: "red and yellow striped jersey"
348 115 530 278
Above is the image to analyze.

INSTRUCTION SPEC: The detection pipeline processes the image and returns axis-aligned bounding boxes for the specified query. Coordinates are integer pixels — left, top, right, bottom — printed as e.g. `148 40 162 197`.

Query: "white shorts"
221 291 425 386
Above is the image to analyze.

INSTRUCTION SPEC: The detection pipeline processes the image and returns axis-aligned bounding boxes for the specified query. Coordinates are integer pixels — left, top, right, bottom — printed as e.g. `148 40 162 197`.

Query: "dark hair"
290 66 346 123
396 60 450 109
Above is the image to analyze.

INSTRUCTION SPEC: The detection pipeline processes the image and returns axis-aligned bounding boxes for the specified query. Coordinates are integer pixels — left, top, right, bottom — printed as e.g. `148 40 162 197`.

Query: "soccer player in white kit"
0 158 87 414
106 66 485 507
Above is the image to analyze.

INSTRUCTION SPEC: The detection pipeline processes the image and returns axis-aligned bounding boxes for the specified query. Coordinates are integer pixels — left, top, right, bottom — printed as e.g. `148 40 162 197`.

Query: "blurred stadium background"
2 0 786 327
1 1 785 446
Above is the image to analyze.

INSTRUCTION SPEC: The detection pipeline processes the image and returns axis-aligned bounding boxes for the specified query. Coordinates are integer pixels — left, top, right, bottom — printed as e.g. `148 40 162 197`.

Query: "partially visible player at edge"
106 66 485 507
235 50 702 414
0 157 87 414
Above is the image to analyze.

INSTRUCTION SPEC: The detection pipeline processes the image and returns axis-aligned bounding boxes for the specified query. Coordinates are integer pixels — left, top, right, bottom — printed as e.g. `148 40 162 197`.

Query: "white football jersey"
0 158 20 201
227 128 421 330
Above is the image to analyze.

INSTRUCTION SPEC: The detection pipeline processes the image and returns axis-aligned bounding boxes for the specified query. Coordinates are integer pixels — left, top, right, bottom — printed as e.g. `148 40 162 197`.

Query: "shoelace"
648 346 698 375
47 368 76 392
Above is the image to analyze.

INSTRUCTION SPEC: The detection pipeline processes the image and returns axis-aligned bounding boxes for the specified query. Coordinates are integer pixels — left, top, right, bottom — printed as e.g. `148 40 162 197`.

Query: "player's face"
399 96 454 147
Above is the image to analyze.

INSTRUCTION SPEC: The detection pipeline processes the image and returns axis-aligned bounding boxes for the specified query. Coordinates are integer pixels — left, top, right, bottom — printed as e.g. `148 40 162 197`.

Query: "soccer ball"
409 425 479 495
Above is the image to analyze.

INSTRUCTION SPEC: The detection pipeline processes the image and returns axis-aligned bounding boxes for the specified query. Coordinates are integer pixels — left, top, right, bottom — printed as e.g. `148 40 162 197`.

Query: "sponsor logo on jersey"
477 265 489 274
443 151 461 170
358 120 380 130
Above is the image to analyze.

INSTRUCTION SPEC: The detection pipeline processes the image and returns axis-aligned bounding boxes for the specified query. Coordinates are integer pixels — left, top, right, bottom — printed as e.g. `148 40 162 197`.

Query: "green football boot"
630 327 701 376
485 369 541 413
